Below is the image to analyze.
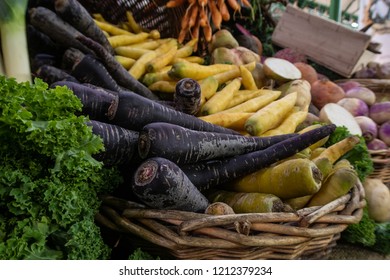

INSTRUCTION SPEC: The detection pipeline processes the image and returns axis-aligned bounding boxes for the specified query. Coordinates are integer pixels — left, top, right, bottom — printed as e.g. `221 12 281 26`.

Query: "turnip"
369 101 390 124
337 80 361 93
344 86 376 106
378 120 390 146
293 62 318 85
263 57 302 83
310 79 345 109
376 62 390 79
337 97 369 117
319 103 362 136
355 116 378 142
367 138 388 150
363 178 390 223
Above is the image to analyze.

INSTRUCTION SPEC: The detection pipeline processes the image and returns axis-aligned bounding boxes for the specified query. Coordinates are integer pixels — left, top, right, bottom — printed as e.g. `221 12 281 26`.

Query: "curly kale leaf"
371 222 390 255
0 77 122 259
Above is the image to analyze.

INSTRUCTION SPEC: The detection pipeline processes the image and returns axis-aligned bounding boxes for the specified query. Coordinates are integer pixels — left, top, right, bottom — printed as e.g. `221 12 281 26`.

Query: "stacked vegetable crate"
22 0 367 260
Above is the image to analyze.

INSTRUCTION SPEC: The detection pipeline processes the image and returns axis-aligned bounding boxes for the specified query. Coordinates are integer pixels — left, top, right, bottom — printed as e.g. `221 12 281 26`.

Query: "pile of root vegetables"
16 0 386 221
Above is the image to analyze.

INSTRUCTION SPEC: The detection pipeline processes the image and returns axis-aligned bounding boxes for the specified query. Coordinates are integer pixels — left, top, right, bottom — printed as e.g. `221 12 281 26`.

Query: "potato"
363 178 390 222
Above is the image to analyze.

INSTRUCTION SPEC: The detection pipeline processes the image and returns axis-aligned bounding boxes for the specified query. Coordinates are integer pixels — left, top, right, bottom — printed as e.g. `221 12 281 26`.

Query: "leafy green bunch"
0 76 122 259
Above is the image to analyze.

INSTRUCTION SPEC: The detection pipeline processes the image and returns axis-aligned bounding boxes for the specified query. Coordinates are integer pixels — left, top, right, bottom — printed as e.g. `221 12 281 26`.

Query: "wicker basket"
79 0 186 40
96 180 366 260
369 149 390 186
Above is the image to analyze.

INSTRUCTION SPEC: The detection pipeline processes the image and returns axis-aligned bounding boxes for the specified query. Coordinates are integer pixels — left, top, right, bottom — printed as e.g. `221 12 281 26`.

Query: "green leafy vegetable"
341 208 390 256
341 208 376 247
0 76 122 259
371 222 390 255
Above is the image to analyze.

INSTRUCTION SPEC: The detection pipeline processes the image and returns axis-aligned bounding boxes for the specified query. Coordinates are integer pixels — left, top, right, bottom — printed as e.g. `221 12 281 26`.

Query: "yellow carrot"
245 92 298 136
128 51 157 80
149 29 161 40
228 89 272 108
240 64 258 90
126 10 142 33
223 90 281 113
94 20 132 35
128 40 161 50
115 55 136 69
146 44 178 72
199 76 219 106
168 61 238 80
114 46 151 59
260 108 308 136
154 38 178 55
142 70 173 86
200 78 241 115
148 80 176 93
212 61 256 84
108 32 150 48
199 112 254 131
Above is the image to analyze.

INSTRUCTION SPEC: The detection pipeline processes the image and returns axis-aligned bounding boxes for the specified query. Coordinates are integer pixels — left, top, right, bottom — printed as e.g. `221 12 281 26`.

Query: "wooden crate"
272 4 375 78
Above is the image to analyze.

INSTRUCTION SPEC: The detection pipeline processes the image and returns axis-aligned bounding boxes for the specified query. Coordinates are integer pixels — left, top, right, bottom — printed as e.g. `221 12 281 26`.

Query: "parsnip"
307 159 358 207
226 158 323 199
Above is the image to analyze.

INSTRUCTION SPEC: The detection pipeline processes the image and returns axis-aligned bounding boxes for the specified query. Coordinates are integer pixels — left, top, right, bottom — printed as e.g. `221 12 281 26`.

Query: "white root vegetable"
363 178 390 222
319 103 362 136
344 86 376 106
355 116 378 142
337 97 369 117
263 57 301 83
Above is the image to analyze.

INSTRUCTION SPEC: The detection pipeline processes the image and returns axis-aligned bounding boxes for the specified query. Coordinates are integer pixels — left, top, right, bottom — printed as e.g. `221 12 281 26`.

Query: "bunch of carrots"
166 0 252 45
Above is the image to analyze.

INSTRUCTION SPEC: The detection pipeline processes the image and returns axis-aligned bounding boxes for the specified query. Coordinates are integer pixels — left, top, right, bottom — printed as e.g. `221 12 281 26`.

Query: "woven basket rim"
97 179 366 259
368 148 390 185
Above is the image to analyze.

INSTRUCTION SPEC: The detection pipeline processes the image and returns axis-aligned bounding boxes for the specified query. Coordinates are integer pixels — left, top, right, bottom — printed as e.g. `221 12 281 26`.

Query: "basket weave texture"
79 0 185 39
97 181 366 260
369 149 390 186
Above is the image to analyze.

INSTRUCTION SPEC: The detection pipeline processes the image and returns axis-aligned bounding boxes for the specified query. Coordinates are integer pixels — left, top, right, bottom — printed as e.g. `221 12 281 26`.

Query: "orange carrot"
208 0 222 29
191 13 201 40
166 0 186 8
202 22 213 42
198 0 208 8
188 2 199 28
198 4 208 27
218 0 230 21
241 0 252 8
227 0 241 14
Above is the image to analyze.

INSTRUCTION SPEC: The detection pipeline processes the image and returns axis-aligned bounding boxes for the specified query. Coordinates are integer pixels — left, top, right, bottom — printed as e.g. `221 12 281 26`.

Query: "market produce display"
1 0 389 259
